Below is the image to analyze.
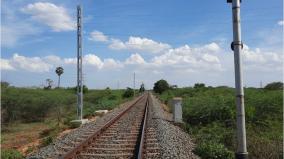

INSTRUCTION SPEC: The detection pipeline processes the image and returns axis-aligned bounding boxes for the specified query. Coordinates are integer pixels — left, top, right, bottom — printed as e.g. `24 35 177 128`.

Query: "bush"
264 82 283 90
122 87 134 98
194 83 206 89
153 79 170 94
194 141 234 159
157 86 283 159
40 136 53 147
1 149 23 159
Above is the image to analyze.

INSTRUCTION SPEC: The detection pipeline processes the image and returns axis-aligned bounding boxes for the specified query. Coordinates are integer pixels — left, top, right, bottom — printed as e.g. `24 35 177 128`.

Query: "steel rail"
137 93 149 159
59 94 146 159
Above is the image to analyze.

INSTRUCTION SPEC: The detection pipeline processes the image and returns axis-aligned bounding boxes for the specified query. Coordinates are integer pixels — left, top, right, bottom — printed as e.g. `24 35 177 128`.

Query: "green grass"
1 87 132 156
157 87 283 159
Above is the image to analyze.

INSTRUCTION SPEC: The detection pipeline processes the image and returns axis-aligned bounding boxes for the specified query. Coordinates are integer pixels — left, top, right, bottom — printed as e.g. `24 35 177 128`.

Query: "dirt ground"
1 116 99 156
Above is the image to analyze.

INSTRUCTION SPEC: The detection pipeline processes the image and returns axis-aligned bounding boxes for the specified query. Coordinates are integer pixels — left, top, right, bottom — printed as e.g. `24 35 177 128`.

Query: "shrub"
40 136 53 147
1 149 23 159
264 82 283 90
194 141 234 159
194 83 206 89
122 87 134 98
153 79 170 94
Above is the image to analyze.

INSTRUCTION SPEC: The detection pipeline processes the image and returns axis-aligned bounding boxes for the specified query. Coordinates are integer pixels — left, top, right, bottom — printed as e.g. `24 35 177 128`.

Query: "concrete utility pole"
133 72 136 96
77 5 83 120
227 0 248 158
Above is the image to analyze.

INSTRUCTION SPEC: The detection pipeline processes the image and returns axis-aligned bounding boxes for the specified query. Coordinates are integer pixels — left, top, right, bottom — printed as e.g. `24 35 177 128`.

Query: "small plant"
194 141 234 159
122 87 134 98
1 149 23 159
40 136 53 147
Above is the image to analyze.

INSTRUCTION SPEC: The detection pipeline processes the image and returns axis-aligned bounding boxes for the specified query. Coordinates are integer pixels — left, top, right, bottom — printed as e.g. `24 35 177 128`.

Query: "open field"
157 87 283 159
1 86 132 158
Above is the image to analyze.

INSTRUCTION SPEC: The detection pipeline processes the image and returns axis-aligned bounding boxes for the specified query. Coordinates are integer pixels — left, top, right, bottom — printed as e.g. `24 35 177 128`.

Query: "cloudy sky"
1 0 283 89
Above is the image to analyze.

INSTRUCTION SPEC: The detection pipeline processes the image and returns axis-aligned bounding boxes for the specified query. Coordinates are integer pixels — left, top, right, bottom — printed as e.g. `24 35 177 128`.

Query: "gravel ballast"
28 93 199 159
148 94 199 159
27 97 142 159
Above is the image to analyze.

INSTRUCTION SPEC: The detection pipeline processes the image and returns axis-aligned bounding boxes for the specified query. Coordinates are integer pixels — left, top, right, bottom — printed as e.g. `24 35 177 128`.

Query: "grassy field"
157 87 283 159
1 86 132 158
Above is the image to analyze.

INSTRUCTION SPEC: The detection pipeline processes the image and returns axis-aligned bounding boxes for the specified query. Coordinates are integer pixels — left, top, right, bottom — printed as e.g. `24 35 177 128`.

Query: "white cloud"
89 30 108 42
109 38 127 50
22 2 75 32
150 44 223 71
125 53 146 65
242 45 283 71
63 54 122 70
103 59 123 69
109 36 171 54
1 54 53 72
84 54 104 68
0 59 15 70
277 20 284 26
203 42 221 52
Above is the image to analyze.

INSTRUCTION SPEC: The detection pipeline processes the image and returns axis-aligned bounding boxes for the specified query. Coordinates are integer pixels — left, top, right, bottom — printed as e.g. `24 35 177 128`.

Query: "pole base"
235 152 248 159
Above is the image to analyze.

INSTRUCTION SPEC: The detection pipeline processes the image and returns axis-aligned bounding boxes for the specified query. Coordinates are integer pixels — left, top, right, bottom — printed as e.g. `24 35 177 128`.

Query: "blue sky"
1 0 283 89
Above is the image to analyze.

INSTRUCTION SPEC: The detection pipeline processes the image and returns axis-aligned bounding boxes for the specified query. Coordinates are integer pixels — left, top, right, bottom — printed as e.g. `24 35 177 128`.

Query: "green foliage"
122 87 134 98
194 141 234 159
157 86 283 159
264 82 283 90
40 136 53 147
1 149 23 159
194 83 206 89
1 87 125 128
139 83 145 93
153 79 170 94
1 81 10 88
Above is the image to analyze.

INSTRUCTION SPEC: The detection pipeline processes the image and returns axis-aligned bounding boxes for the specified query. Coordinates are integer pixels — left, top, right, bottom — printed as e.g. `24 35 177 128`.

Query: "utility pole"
227 0 248 159
77 5 83 120
133 72 136 96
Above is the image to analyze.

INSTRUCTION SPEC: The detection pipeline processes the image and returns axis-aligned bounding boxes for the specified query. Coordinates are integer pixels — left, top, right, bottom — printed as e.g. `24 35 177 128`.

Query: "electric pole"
227 0 248 158
77 5 83 120
133 72 136 96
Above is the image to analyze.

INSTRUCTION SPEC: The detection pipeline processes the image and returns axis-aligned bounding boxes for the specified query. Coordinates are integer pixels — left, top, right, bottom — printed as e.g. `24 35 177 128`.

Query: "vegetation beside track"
1 84 134 158
156 82 283 159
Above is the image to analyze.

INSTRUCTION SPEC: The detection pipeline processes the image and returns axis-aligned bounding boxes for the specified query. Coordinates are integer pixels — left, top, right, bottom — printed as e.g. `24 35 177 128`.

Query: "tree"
153 79 170 94
264 82 283 90
73 85 89 94
1 81 9 88
44 79 53 89
194 83 206 89
123 87 134 98
139 83 145 93
55 67 64 88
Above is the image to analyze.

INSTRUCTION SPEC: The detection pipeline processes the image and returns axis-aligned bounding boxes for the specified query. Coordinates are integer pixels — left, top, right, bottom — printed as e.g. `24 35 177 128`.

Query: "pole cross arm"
227 0 242 3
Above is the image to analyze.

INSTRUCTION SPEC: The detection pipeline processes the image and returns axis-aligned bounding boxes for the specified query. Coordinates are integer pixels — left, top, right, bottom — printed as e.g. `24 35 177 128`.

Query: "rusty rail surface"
59 93 148 159
137 95 149 159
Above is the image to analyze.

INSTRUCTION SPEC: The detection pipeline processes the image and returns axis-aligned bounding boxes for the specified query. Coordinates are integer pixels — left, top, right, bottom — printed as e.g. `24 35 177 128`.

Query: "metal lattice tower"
77 5 83 120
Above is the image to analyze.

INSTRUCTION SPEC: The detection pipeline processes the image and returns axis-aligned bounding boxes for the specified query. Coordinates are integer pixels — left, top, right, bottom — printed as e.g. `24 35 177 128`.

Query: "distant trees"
55 67 64 88
264 82 283 90
1 81 9 88
44 79 53 89
139 83 145 93
153 79 170 94
72 85 89 94
194 83 206 89
123 87 134 98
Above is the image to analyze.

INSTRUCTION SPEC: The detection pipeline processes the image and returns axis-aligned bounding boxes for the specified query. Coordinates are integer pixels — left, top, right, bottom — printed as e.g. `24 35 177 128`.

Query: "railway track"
58 93 158 159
